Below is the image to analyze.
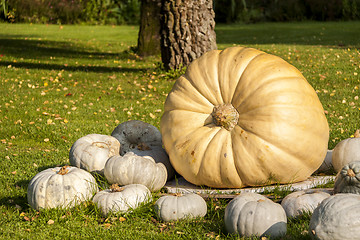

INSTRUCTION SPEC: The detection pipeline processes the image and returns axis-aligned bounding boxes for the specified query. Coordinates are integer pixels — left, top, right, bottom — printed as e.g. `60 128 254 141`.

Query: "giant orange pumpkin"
160 47 329 188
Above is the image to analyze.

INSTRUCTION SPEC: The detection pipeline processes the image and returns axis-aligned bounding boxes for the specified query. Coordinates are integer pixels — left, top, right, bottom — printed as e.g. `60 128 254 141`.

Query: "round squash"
160 46 329 188
111 120 175 180
334 161 360 194
281 189 330 218
27 166 98 210
69 134 120 175
93 184 150 216
332 129 360 173
224 192 287 238
104 152 167 191
154 193 207 222
309 193 360 240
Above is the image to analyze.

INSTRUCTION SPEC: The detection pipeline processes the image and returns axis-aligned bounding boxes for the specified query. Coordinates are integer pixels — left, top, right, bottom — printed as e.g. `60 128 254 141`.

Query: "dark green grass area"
0 21 359 239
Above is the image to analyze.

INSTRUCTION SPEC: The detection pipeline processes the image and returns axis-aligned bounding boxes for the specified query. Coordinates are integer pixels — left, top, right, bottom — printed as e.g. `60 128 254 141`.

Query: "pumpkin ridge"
194 127 223 178
232 76 308 112
238 109 327 169
173 126 220 181
236 127 307 184
233 127 279 185
184 51 223 106
230 52 267 104
197 128 234 187
30 171 50 209
164 76 214 114
217 47 248 103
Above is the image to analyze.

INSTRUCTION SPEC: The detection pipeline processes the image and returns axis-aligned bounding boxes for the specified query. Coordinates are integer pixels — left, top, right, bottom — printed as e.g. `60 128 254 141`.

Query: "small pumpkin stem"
347 169 356 177
171 192 183 197
58 166 70 175
110 184 124 192
212 104 239 131
354 129 360 138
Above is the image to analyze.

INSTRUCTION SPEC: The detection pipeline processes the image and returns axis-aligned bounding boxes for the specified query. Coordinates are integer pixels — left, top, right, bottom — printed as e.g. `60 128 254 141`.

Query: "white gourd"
104 152 167 191
224 192 287 238
154 193 207 222
27 166 98 210
332 129 360 173
69 134 120 175
93 184 150 216
281 189 330 218
309 193 360 240
111 120 175 180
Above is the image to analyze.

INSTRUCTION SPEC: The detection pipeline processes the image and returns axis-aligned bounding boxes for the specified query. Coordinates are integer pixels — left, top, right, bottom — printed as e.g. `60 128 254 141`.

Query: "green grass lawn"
0 21 359 239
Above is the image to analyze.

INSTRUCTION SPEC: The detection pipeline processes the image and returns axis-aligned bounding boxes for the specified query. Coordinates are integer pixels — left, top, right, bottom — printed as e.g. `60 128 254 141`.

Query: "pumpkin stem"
110 184 124 192
57 166 70 175
347 168 356 177
354 129 360 138
212 104 239 131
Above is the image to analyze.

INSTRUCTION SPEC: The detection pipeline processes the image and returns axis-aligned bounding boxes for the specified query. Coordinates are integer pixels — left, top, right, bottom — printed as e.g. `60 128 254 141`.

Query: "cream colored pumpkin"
160 46 329 188
332 129 360 173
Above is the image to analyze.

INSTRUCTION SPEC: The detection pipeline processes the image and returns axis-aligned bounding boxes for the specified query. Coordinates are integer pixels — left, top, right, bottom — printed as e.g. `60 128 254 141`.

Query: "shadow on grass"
0 37 132 60
0 36 149 72
0 60 148 73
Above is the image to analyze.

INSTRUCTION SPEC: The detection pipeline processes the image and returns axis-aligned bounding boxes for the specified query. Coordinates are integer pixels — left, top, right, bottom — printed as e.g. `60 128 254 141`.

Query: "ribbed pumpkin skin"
160 46 329 188
27 166 98 210
69 134 120 175
281 189 330 218
334 161 360 194
332 137 360 173
104 152 167 191
224 192 287 238
309 194 360 240
93 184 150 217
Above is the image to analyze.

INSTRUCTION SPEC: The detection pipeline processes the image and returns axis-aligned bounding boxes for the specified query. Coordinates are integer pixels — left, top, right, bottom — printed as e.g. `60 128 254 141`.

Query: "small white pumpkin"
281 189 331 218
332 129 360 173
27 166 98 210
93 184 151 216
224 192 287 238
69 134 120 175
334 161 360 194
154 193 207 222
309 193 360 240
111 120 175 180
104 152 167 191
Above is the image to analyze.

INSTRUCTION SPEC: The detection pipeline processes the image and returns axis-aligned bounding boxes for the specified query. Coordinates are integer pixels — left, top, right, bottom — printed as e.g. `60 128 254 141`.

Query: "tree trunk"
137 0 162 57
161 0 217 70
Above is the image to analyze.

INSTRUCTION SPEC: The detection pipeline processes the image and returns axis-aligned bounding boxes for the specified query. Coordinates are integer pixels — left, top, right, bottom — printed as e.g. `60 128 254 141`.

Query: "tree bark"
137 0 162 57
161 0 217 70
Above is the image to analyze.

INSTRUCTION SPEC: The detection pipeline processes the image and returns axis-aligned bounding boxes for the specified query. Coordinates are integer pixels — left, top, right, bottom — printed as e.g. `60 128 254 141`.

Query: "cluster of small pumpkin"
27 120 360 238
225 130 360 239
27 120 205 221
